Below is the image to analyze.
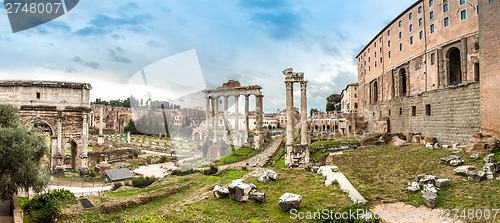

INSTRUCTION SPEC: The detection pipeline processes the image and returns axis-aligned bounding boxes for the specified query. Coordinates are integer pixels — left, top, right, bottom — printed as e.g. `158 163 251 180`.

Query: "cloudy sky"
0 0 415 113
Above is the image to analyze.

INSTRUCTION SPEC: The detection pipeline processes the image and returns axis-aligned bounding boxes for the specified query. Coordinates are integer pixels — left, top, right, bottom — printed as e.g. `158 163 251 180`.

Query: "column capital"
300 81 308 87
255 94 264 98
285 81 293 89
244 94 250 98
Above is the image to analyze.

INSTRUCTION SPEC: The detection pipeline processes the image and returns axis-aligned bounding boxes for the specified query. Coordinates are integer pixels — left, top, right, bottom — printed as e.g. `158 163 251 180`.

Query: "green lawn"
215 147 258 166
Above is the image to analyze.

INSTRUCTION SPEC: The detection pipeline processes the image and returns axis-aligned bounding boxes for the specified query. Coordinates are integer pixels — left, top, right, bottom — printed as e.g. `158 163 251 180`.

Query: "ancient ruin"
283 68 309 166
203 80 265 149
0 80 92 174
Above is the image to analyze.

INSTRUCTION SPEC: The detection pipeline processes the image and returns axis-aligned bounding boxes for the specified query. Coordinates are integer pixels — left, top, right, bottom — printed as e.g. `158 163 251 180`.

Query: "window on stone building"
374 42 377 48
380 57 383 64
399 31 402 39
380 37 382 43
388 30 391 36
375 61 377 67
430 0 434 6
430 24 435 33
431 53 435 65
388 40 391 47
354 103 358 109
410 36 414 45
443 3 448 12
373 81 378 104
460 0 466 5
388 51 391 58
399 21 402 27
430 11 434 20
368 48 370 53
426 104 431 116
389 109 391 116
36 92 41 99
412 106 416 116
461 10 467 20
419 18 423 26
409 12 413 20
444 17 450 27
418 6 423 13
409 24 413 32
476 5 479 15
375 52 377 57
490 0 494 3
400 43 403 51
399 107 403 115
399 69 408 96
419 30 424 39
380 47 382 54
354 93 357 98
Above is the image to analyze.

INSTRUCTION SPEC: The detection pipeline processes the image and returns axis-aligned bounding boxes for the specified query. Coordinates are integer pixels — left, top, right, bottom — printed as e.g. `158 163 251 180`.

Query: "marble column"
211 97 216 131
214 96 219 140
285 82 294 145
205 96 211 134
56 112 63 166
234 95 239 131
223 96 229 132
255 95 263 132
99 106 104 136
244 94 250 133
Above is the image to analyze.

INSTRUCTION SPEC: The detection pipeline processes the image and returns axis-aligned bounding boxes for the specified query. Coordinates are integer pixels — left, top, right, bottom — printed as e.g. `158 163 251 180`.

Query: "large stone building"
356 0 499 144
340 83 359 113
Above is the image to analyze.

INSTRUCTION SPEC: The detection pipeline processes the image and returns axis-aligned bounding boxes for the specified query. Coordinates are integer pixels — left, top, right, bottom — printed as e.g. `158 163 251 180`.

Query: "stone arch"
64 141 78 170
447 47 462 85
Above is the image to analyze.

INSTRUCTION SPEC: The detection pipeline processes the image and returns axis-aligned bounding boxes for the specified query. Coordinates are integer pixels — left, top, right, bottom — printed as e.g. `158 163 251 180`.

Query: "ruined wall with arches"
0 80 91 174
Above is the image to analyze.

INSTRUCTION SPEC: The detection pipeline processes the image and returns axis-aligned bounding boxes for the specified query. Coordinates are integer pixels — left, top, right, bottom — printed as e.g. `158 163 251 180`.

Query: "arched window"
399 69 408 96
448 47 462 85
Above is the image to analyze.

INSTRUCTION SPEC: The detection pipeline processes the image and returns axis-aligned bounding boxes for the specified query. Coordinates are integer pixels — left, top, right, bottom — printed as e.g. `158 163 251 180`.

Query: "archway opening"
64 141 78 170
448 47 462 85
399 69 407 96
373 81 378 103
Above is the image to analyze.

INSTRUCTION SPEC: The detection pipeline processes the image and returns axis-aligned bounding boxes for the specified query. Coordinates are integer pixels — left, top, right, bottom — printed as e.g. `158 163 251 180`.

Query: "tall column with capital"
244 94 250 133
214 96 219 140
223 96 229 132
56 111 63 166
255 94 264 149
97 105 104 145
211 97 216 131
300 81 308 144
285 82 294 145
205 96 211 134
234 95 239 131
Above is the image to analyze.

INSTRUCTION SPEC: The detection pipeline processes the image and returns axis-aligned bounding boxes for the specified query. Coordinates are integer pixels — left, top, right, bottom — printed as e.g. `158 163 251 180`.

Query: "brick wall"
364 82 480 145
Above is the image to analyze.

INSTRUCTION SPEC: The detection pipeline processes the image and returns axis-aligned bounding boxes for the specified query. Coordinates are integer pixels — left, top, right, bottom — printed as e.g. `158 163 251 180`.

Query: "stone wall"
479 0 500 139
364 82 480 145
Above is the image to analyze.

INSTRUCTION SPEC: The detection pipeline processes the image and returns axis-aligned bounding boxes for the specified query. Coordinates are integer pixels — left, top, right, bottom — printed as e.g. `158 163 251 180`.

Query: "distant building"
340 83 359 113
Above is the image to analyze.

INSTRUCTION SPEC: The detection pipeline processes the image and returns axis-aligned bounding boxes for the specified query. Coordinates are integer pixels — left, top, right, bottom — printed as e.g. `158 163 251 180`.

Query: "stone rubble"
278 193 302 212
406 182 420 193
415 174 437 186
249 168 278 182
483 163 496 180
454 165 477 176
467 170 486 182
470 154 480 160
436 179 450 187
484 154 495 163
421 184 438 208
212 185 229 199
252 192 266 203
440 155 464 166
228 179 252 202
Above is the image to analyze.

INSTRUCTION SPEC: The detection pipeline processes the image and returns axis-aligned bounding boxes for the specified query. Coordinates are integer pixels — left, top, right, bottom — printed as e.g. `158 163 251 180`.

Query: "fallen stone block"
449 159 464 166
391 137 407 146
212 185 229 199
266 170 278 181
416 174 437 186
440 155 460 164
425 137 438 144
252 192 266 203
454 166 476 176
467 170 486 182
228 180 252 202
426 143 434 149
278 193 302 212
436 179 450 187
249 183 257 192
442 145 449 149
483 163 496 180
258 175 270 183
470 154 480 160
311 166 319 173
484 154 496 163
406 182 420 193
421 184 438 208
433 143 441 149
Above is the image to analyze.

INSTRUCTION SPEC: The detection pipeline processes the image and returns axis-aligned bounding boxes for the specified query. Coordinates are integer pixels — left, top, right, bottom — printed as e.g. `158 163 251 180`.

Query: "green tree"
0 104 49 200
124 119 139 134
326 93 342 111
310 108 319 116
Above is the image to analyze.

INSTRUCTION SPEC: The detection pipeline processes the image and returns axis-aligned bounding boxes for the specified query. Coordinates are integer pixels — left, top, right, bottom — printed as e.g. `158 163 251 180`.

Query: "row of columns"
205 94 263 142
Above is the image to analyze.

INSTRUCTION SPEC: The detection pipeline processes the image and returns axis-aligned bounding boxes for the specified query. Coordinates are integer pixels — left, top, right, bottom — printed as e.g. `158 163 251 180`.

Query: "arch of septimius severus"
0 80 91 174
203 80 265 149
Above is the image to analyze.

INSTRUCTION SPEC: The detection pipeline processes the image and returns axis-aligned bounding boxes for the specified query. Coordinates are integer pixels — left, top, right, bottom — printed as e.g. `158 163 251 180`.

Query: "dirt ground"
372 203 465 223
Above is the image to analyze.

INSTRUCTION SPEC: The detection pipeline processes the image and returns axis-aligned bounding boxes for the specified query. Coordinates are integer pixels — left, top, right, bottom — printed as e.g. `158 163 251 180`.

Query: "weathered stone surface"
424 137 438 144
449 159 465 166
470 154 480 160
212 185 229 199
454 166 477 176
391 137 407 146
433 143 441 149
484 154 495 163
483 163 496 179
436 179 450 187
249 183 257 192
228 180 252 202
252 192 266 203
266 170 278 181
415 174 437 186
421 184 438 208
495 162 500 173
464 134 499 154
311 166 319 173
258 175 270 183
278 193 302 212
406 182 420 192
467 170 486 182
426 143 434 149
442 145 449 149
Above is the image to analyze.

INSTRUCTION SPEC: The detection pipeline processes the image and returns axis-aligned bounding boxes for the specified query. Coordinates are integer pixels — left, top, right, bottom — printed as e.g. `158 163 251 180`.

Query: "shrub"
159 155 168 163
113 182 122 190
171 169 195 176
22 189 77 223
203 166 218 175
132 176 157 188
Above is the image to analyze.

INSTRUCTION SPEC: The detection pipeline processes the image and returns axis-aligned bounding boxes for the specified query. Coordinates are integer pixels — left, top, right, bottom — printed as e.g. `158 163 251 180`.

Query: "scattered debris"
248 168 278 182
391 137 407 146
440 155 463 166
415 174 437 186
467 170 486 182
436 179 450 187
406 182 420 193
484 154 496 163
278 193 302 212
454 166 476 176
470 154 480 160
252 192 266 203
483 163 496 180
228 179 252 202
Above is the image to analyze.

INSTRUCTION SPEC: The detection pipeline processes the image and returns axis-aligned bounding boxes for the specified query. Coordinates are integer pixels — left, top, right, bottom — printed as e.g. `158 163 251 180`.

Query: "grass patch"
215 147 257 166
309 138 360 153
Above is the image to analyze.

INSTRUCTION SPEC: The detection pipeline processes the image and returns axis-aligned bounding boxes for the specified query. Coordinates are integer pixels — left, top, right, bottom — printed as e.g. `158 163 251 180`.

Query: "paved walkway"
248 136 284 167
